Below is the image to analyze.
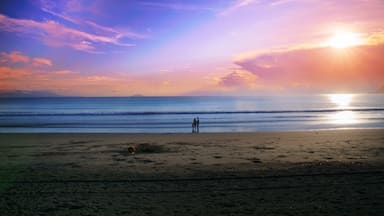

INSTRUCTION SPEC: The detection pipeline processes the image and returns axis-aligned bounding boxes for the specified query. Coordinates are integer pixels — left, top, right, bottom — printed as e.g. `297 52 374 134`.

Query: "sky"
0 0 384 96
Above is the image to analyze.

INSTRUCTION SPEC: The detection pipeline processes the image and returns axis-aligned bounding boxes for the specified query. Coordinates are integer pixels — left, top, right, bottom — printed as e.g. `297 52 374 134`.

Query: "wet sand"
1 129 384 215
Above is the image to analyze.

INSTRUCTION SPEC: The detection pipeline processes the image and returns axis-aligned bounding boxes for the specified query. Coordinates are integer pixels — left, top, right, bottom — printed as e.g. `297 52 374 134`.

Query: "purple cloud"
0 14 135 53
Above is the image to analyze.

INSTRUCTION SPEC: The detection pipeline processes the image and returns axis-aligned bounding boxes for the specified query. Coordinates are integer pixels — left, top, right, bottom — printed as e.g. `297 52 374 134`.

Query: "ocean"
0 94 383 133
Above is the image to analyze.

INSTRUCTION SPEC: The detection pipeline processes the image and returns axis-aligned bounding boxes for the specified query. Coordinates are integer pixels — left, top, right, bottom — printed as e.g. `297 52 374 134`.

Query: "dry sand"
1 129 384 215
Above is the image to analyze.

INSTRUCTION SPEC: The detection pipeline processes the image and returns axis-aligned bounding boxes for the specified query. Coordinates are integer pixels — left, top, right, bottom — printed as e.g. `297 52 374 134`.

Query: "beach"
2 0 384 215
1 129 384 215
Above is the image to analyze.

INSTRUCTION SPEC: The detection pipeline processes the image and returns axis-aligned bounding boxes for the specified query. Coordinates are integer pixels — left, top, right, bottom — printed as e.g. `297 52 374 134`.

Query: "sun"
327 31 364 48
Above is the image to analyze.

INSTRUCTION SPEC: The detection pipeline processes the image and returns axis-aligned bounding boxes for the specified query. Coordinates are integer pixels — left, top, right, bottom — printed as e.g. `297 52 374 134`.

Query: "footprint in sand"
247 158 262 163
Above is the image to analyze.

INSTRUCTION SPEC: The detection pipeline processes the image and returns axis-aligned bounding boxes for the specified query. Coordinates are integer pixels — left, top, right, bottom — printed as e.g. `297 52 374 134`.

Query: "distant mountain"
130 94 145 97
0 90 61 98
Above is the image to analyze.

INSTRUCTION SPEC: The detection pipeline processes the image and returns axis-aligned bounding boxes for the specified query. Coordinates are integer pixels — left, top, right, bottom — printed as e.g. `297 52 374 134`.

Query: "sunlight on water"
329 94 353 108
331 111 357 124
328 94 357 125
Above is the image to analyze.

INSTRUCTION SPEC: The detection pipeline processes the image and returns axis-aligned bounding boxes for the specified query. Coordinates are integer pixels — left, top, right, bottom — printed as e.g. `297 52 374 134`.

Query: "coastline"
1 129 384 215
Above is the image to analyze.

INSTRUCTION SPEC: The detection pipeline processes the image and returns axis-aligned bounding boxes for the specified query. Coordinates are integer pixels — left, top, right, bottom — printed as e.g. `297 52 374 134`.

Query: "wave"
1 108 383 117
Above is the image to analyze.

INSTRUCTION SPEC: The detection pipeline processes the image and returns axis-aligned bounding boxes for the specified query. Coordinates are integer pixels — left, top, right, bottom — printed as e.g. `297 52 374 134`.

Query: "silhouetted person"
196 117 200 133
192 118 197 133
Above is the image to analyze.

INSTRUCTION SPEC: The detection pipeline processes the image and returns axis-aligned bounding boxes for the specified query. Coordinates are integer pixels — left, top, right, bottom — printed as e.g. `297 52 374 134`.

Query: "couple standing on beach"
192 117 200 133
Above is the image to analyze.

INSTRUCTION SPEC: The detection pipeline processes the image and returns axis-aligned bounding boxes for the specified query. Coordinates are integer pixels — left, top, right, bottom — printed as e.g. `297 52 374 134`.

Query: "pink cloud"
53 70 77 75
235 44 384 92
33 57 53 67
86 75 115 82
0 50 140 95
1 51 53 67
218 70 258 89
0 66 30 80
0 64 127 96
0 13 135 53
0 51 30 64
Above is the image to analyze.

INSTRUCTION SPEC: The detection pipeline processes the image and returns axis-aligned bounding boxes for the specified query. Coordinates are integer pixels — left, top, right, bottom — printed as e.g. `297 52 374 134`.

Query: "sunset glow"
1 1 384 96
327 31 364 48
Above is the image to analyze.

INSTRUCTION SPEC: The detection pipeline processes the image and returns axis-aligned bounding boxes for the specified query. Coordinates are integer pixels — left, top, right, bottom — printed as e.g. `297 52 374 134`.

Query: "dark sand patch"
133 157 155 164
69 140 97 145
64 162 82 168
113 143 171 157
191 162 202 165
6 154 18 158
247 158 262 163
135 143 168 154
254 146 275 150
168 141 191 145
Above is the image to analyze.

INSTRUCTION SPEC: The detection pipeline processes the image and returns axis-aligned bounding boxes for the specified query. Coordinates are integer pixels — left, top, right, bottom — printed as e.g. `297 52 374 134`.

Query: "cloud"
0 66 30 80
0 51 30 64
269 0 296 7
64 0 85 12
86 75 115 82
41 7 81 24
367 31 384 45
0 60 125 95
40 0 89 13
83 20 146 39
1 51 53 67
33 57 53 67
218 69 258 89
234 43 384 92
0 13 135 53
141 2 215 12
0 50 191 96
219 0 256 16
41 7 146 39
53 70 77 75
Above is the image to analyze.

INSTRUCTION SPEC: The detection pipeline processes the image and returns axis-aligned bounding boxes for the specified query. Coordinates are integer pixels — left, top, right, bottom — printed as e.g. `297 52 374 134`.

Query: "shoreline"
1 129 384 215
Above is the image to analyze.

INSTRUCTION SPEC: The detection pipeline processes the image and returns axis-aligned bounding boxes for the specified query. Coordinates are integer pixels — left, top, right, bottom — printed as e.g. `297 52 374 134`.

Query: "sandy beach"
1 129 384 215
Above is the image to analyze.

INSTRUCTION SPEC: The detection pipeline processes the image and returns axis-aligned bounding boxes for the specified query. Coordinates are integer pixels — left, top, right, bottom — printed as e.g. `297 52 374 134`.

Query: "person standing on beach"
192 118 196 133
196 117 200 133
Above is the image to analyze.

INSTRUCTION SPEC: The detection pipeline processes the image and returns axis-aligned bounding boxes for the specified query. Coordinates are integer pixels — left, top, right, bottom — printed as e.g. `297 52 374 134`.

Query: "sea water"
0 94 383 133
